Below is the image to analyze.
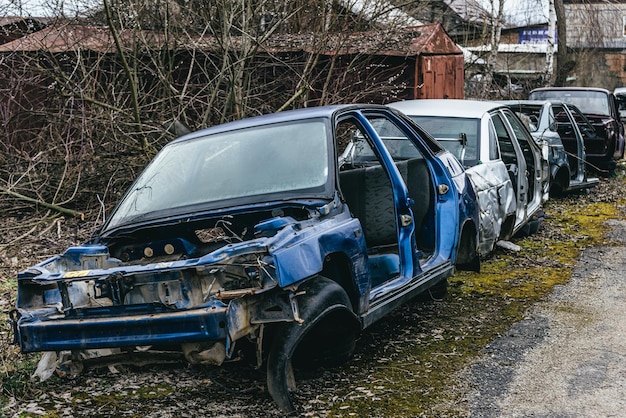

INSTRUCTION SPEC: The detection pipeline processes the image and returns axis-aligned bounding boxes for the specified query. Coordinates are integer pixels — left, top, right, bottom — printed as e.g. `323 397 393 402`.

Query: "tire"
266 276 358 412
417 278 448 302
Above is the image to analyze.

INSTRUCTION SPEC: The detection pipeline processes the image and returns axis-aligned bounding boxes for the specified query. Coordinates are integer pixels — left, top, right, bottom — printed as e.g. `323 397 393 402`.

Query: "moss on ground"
319 176 625 417
2 174 625 417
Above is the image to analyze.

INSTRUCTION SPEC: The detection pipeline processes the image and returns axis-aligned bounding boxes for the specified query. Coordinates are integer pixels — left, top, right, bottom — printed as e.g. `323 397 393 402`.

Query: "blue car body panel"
13 105 479 364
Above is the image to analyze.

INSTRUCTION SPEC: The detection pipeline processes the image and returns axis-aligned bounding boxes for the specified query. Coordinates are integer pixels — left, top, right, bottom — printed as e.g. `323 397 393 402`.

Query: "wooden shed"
251 23 465 102
0 22 465 105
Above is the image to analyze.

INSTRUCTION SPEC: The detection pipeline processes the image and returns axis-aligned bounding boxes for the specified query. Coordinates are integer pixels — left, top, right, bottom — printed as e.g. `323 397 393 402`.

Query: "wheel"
266 276 358 412
516 210 545 237
417 278 448 302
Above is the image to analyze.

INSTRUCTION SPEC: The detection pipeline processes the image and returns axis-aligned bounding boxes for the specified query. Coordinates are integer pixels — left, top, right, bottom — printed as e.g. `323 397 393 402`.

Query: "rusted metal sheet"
0 22 465 103
0 17 49 46
416 54 465 99
0 22 461 57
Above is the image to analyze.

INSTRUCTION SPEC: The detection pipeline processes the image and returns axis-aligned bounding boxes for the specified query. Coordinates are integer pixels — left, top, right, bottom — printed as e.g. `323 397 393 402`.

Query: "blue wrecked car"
12 104 479 411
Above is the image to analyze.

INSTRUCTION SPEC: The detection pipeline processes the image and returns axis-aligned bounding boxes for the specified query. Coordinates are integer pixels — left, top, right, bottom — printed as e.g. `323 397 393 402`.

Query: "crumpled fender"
266 276 359 412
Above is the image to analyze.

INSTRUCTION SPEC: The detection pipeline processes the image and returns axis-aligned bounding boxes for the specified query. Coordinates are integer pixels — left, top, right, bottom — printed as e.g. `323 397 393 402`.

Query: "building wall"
607 52 626 88
564 3 626 89
566 3 626 49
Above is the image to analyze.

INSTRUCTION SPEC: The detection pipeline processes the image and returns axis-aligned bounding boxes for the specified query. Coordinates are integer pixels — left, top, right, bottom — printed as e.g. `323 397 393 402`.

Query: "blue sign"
519 28 557 44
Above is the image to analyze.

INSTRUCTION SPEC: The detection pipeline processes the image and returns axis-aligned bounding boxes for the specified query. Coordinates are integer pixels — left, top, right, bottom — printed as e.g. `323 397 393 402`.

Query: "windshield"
512 106 543 133
408 116 480 166
530 90 610 116
106 119 330 230
616 94 626 113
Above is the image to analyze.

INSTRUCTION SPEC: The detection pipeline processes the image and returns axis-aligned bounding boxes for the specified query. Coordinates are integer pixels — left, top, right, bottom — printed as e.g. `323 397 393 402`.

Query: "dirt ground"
1 170 625 417
464 218 626 417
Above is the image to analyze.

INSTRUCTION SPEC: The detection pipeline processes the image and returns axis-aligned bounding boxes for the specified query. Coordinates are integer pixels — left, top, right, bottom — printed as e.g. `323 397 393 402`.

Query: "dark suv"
529 87 625 175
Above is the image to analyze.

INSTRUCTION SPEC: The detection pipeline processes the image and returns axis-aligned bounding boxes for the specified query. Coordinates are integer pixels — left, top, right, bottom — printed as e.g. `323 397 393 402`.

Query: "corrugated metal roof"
0 22 461 56
0 16 51 45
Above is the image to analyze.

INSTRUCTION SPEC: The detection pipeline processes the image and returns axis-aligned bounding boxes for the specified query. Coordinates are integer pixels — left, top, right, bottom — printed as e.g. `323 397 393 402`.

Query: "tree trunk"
554 0 572 86
545 0 556 84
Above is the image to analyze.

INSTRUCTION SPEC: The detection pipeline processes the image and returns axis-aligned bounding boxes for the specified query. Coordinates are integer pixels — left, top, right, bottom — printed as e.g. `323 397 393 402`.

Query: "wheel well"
551 166 570 195
265 275 359 412
321 252 360 311
456 220 480 272
457 220 477 261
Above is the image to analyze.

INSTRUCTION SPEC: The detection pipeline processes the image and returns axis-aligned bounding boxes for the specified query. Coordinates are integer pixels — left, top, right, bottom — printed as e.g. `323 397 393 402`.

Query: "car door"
503 108 549 203
489 110 533 232
555 104 587 182
336 113 430 296
402 111 516 254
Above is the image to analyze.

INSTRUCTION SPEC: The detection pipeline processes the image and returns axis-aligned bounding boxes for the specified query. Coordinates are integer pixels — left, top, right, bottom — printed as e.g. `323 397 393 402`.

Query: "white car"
390 99 550 256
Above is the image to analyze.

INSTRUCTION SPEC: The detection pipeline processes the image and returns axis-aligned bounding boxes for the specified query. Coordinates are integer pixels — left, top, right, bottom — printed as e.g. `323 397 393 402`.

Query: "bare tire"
266 276 358 412
417 278 448 302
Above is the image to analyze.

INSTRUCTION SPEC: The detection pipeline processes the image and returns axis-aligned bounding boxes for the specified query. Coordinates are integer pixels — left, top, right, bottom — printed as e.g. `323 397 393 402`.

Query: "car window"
488 121 500 160
107 119 330 229
503 109 537 179
491 112 516 165
553 104 574 133
505 110 534 143
408 115 479 166
530 90 610 116
567 105 597 136
367 116 425 162
514 106 541 132
616 94 626 112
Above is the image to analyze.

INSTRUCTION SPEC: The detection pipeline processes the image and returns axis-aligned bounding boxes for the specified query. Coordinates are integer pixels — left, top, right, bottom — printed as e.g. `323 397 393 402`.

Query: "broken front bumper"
16 301 229 352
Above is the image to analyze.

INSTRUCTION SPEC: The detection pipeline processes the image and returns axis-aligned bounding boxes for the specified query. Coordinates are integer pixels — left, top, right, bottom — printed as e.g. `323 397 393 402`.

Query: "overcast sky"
475 0 548 26
1 0 549 25
0 0 97 16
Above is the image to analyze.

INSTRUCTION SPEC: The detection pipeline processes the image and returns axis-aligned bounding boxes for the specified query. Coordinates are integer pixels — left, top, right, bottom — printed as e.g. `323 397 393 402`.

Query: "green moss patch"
319 179 623 417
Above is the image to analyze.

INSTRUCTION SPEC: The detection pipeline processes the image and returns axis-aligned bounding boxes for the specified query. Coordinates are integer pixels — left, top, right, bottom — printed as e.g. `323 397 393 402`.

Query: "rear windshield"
408 116 480 167
530 90 610 116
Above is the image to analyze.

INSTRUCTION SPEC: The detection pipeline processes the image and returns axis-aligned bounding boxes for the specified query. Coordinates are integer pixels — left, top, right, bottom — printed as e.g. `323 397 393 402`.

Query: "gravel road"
465 218 626 417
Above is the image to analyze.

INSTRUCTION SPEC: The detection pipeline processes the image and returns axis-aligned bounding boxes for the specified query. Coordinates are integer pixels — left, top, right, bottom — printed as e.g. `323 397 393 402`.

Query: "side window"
488 121 501 160
505 110 534 143
548 107 557 131
336 118 380 167
491 112 516 165
366 115 424 162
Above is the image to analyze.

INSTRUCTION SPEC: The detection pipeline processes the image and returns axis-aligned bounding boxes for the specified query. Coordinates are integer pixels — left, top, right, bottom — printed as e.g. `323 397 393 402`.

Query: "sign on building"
519 28 557 44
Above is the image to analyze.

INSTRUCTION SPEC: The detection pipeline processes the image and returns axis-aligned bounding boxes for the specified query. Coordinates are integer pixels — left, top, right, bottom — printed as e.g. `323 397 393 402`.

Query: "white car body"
390 99 549 256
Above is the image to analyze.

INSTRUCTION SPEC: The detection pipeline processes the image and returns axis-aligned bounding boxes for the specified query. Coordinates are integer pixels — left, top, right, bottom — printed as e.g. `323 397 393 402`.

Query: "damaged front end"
12 212 318 373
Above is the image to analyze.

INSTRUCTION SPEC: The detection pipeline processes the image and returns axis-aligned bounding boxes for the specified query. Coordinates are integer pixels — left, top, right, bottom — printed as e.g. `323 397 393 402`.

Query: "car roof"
499 99 573 108
530 86 611 95
389 99 506 118
171 104 389 144
500 100 551 106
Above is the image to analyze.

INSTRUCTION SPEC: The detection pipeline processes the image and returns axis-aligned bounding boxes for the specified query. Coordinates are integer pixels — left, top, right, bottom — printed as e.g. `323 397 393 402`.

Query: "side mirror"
459 132 467 165
459 132 467 147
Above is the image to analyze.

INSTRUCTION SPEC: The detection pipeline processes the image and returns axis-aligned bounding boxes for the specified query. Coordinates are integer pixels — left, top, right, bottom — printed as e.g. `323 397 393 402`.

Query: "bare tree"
0 0 425 242
553 0 571 86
